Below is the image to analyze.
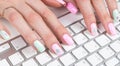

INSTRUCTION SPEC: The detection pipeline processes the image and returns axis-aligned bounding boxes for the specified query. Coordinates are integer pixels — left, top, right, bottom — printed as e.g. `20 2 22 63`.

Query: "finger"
15 3 64 56
26 0 74 45
92 0 116 35
0 20 10 40
65 0 77 6
41 0 65 7
3 8 46 52
75 0 98 35
65 0 78 14
106 0 119 22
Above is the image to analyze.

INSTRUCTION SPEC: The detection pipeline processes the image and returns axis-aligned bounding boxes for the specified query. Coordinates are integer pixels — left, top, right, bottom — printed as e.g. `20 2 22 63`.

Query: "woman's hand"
0 0 74 56
44 0 119 36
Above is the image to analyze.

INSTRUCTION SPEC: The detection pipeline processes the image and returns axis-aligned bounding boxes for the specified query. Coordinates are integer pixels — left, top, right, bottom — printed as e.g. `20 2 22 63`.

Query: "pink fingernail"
52 44 64 56
108 23 116 35
63 34 74 45
91 23 98 36
66 2 78 14
56 0 66 5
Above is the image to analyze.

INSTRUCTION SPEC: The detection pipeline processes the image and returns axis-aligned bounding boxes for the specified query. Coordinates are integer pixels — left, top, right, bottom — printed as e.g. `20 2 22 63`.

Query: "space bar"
59 13 83 27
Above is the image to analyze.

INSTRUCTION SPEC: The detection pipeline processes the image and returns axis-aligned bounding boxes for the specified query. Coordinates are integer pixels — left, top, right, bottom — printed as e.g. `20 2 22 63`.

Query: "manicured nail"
108 23 116 35
113 9 119 22
91 23 98 36
66 2 78 14
0 30 10 40
52 44 64 56
34 40 46 52
56 0 66 5
63 34 74 45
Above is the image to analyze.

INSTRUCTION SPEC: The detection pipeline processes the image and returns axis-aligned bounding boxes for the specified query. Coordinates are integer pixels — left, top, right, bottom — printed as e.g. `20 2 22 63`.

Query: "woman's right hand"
0 0 74 56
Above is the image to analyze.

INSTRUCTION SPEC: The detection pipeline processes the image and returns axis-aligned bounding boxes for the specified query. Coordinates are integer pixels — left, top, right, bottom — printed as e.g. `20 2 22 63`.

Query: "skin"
0 0 118 53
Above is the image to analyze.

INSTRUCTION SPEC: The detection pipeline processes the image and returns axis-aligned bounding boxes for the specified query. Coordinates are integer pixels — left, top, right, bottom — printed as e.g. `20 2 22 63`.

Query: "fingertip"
62 34 74 46
66 2 78 14
51 43 64 56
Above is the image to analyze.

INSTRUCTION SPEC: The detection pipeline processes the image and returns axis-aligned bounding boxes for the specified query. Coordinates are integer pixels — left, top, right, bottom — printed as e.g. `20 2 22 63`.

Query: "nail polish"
52 44 64 56
0 30 10 40
34 40 46 52
56 0 66 5
113 9 119 22
63 34 74 45
108 23 116 35
91 23 98 36
66 2 78 14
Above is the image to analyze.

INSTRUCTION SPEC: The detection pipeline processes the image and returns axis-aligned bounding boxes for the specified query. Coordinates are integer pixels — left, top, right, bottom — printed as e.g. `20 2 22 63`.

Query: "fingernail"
0 30 10 40
113 9 119 22
34 40 46 52
108 23 116 35
66 2 78 14
63 34 74 45
56 0 66 5
91 23 98 36
52 44 64 56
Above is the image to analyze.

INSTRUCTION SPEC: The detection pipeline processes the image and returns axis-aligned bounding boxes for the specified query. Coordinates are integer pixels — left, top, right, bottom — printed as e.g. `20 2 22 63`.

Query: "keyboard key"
105 57 119 66
0 59 10 66
9 52 24 65
60 53 76 66
11 37 27 50
116 63 120 66
66 28 74 36
49 51 58 58
114 20 120 26
47 60 62 66
36 52 52 65
81 19 86 27
70 22 85 33
75 59 90 66
22 59 38 66
99 64 105 66
95 35 111 46
106 31 120 40
98 23 105 33
62 43 76 52
59 13 83 27
0 43 10 53
73 33 88 45
72 47 88 59
117 53 120 59
99 46 115 59
50 7 69 17
110 40 120 52
22 46 37 58
87 53 103 66
84 30 98 39
117 25 120 31
84 40 100 53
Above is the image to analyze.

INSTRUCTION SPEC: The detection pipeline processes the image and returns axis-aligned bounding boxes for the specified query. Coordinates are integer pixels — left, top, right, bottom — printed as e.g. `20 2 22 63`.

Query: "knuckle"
27 12 42 21
5 8 20 22
41 8 53 18
23 31 37 42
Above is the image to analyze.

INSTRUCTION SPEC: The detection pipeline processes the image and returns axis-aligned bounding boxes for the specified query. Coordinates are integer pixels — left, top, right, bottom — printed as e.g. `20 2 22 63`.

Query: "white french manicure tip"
0 30 10 40
91 23 98 36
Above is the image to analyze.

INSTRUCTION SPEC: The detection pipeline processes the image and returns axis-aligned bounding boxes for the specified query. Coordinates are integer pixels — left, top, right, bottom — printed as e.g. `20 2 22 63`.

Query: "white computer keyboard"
0 1 120 66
